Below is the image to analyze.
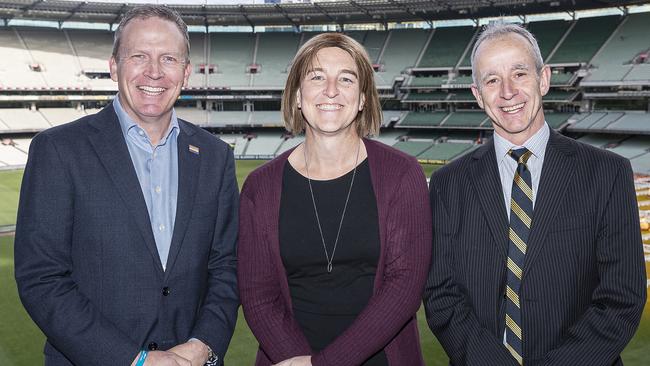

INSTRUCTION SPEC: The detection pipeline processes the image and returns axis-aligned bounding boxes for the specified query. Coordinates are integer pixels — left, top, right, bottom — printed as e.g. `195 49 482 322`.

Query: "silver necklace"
303 140 361 273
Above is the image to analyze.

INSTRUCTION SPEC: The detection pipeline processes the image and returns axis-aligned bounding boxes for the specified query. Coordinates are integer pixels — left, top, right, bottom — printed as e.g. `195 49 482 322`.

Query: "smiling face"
471 33 550 145
109 16 191 127
297 47 364 138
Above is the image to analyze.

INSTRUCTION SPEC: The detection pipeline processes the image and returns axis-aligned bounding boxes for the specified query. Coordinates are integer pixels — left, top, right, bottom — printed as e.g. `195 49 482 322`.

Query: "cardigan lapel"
164 121 200 278
522 130 577 279
87 104 164 276
469 140 509 257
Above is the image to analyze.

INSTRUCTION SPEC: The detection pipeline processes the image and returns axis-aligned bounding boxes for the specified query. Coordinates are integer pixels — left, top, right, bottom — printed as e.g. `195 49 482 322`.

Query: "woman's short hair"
282 33 381 137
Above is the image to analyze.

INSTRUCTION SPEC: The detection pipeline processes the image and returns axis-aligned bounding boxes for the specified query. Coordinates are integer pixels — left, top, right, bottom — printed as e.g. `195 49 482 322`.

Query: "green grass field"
1 164 648 365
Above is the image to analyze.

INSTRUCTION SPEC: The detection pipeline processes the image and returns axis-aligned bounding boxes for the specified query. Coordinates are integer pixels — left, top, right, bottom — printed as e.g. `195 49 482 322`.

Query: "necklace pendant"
327 262 333 273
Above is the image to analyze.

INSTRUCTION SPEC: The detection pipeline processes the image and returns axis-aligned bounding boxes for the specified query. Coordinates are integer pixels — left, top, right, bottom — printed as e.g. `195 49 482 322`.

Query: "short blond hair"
282 33 381 137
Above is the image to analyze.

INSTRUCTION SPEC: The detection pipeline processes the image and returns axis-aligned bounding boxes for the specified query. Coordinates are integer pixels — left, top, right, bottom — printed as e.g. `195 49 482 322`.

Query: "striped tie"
505 147 533 365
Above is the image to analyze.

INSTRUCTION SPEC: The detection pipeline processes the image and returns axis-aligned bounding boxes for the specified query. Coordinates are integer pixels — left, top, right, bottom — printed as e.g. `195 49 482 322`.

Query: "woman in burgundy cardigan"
238 33 432 366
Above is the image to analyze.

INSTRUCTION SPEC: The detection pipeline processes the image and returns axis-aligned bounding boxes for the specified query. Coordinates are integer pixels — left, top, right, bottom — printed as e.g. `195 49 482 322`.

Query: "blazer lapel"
522 130 576 279
164 122 200 278
87 105 164 275
469 140 509 257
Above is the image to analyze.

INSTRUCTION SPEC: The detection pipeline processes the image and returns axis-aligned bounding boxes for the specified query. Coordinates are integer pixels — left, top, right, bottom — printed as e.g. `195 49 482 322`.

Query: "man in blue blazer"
423 23 646 365
14 5 238 366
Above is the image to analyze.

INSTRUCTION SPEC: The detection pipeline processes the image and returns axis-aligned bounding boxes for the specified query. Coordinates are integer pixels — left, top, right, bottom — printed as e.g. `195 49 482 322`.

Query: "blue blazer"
14 103 239 366
424 130 646 366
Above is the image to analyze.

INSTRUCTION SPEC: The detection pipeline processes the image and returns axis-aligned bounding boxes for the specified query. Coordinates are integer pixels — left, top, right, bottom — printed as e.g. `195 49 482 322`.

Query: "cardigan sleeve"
238 183 313 363
311 158 432 366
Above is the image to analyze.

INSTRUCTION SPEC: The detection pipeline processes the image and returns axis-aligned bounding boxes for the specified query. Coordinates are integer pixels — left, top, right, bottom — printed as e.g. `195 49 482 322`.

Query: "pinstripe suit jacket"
423 130 646 366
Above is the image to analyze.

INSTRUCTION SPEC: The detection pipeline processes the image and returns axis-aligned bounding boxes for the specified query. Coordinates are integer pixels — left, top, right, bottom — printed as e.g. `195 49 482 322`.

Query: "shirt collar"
113 94 179 144
493 122 550 163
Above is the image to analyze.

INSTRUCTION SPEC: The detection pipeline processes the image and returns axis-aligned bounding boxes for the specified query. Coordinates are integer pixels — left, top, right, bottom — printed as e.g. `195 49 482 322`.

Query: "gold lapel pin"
189 144 200 155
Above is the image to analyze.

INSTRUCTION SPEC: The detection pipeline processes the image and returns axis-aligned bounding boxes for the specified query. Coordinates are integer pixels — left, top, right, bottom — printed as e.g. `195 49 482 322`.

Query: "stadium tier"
568 111 650 135
0 11 649 175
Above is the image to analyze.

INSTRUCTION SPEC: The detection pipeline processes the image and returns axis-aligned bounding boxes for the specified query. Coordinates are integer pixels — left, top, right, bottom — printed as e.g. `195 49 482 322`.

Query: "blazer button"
162 287 171 296
148 342 158 351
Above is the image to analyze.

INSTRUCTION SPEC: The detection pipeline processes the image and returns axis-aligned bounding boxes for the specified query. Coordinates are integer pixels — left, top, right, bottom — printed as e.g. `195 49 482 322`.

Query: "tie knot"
508 148 532 165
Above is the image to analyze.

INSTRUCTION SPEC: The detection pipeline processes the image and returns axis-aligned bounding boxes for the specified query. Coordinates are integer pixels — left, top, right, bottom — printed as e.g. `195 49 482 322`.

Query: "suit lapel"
87 105 164 275
469 140 509 257
522 131 576 279
164 122 200 278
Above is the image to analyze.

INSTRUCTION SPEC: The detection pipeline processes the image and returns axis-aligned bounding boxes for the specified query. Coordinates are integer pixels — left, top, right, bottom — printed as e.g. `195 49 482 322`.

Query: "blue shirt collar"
113 94 179 144
493 122 549 163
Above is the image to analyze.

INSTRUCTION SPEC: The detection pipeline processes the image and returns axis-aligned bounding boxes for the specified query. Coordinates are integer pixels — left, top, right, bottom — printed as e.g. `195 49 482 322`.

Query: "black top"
279 159 388 366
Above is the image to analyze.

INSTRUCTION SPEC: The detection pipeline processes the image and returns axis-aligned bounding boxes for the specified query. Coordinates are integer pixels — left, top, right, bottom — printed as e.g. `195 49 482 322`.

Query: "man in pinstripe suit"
423 23 646 366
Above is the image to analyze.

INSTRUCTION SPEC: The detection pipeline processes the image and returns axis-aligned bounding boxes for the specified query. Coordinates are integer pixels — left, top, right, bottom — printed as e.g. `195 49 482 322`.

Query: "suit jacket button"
162 287 171 296
148 342 158 351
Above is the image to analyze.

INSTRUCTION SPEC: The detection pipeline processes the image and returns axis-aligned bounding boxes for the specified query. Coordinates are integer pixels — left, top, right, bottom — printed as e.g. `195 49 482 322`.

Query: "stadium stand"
547 15 621 64
0 139 29 167
543 112 573 129
416 26 476 69
375 29 429 87
39 108 90 126
208 111 251 127
403 91 449 102
209 33 255 88
252 32 301 88
399 111 448 127
176 108 210 127
583 12 650 83
393 140 434 156
526 20 571 61
187 32 208 88
276 135 305 155
567 111 650 134
606 136 650 159
18 27 83 88
577 134 627 148
417 141 475 163
441 112 489 128
0 109 51 132
0 27 46 89
407 76 449 87
605 112 650 134
243 132 283 157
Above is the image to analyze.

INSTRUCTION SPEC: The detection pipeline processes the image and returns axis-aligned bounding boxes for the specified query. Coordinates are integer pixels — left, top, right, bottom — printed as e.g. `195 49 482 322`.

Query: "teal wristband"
135 349 148 366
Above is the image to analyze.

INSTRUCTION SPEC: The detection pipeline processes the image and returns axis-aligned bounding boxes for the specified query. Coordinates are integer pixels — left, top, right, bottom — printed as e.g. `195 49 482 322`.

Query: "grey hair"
112 5 190 62
470 22 544 87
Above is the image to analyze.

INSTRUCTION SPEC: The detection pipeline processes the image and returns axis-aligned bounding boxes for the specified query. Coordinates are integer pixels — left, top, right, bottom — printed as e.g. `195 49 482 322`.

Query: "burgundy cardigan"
238 138 432 366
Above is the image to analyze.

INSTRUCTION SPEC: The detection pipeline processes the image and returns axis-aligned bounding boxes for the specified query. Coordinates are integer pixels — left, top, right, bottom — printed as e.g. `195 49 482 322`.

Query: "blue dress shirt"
113 96 179 270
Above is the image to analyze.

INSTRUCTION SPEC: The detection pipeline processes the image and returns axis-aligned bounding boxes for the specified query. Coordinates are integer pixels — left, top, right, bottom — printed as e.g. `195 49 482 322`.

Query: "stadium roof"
0 0 648 28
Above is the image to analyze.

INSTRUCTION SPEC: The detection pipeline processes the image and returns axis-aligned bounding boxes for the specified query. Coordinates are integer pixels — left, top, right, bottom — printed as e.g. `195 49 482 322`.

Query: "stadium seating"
606 136 650 159
0 109 51 132
441 112 489 128
244 132 283 157
0 27 47 88
399 112 448 127
276 135 305 155
252 32 301 88
527 20 571 61
39 108 90 126
187 32 208 88
548 15 621 64
176 108 210 126
209 33 255 88
417 26 476 68
567 111 650 134
393 140 434 156
375 29 429 87
403 91 449 102
0 140 29 167
583 12 650 83
407 76 449 87
417 141 475 162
